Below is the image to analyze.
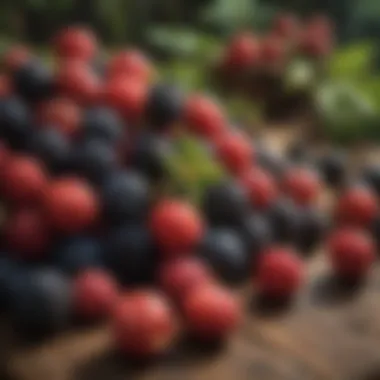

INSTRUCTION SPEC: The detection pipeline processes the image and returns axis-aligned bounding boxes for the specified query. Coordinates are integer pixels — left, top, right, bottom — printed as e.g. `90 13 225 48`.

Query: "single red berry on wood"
182 284 241 341
35 97 82 138
223 33 260 70
112 290 178 357
256 246 304 299
1 155 48 206
107 50 153 83
43 178 99 233
183 95 227 139
5 208 51 260
215 131 254 176
2 45 31 72
150 199 205 256
53 26 97 61
56 60 100 105
241 167 278 210
327 228 375 280
158 257 214 301
282 167 321 206
73 269 119 321
335 186 378 227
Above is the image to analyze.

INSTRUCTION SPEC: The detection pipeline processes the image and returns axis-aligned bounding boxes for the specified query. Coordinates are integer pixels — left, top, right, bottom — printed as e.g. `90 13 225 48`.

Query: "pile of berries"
214 13 335 118
0 25 378 361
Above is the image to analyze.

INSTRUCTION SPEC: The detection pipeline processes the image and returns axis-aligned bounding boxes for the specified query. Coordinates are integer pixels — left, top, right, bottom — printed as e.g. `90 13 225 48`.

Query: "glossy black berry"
28 129 72 174
130 133 168 181
82 107 124 144
362 164 380 196
145 83 183 130
105 224 157 285
71 139 118 184
101 170 150 225
268 198 299 243
52 237 104 276
0 97 31 149
200 228 248 284
13 60 54 102
202 181 250 227
8 268 72 338
318 150 347 188
295 207 328 254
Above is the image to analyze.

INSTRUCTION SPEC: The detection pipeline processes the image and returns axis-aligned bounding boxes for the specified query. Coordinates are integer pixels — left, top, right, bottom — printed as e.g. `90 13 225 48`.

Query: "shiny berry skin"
107 50 153 82
82 106 123 144
182 284 241 341
158 257 213 301
28 129 72 174
1 155 48 206
112 291 178 357
8 268 72 337
105 224 157 285
56 60 100 105
145 84 183 131
53 236 104 275
150 199 204 256
0 97 31 149
215 131 253 175
72 139 118 184
201 228 248 283
2 45 31 72
43 178 99 233
101 170 149 225
184 95 227 139
73 269 119 321
102 76 147 122
272 13 299 39
282 167 321 206
223 33 260 70
13 60 54 103
318 150 347 188
4 208 51 260
256 247 304 299
335 186 378 227
327 228 375 280
53 26 97 61
241 168 277 210
35 97 82 138
202 181 250 226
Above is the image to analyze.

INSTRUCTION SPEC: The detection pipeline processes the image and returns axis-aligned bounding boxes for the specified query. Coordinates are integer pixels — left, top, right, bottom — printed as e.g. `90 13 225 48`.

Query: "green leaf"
328 42 375 80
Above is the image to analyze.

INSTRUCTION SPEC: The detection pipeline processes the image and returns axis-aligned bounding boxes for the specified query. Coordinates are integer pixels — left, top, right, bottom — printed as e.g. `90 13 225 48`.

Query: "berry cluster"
214 13 335 118
0 25 378 361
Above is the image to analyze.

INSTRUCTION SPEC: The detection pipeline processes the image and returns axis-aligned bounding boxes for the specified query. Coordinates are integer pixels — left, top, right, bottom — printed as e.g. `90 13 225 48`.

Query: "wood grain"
4 127 380 380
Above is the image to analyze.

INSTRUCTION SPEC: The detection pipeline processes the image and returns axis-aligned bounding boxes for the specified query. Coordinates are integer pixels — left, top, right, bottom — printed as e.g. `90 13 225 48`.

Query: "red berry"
241 167 277 210
112 290 178 357
272 13 299 39
5 208 50 260
256 247 304 298
43 178 99 233
158 257 214 301
327 228 375 279
150 199 204 256
282 167 321 206
2 45 31 72
260 36 286 66
215 131 253 176
102 76 147 122
183 95 227 139
1 155 48 206
35 97 82 138
0 75 12 98
335 186 378 227
53 26 97 61
56 60 100 105
73 269 119 321
182 284 241 341
223 33 260 70
107 50 153 83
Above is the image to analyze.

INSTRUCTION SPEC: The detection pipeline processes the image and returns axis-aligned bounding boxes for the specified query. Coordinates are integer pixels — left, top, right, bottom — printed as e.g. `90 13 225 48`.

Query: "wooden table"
3 127 380 380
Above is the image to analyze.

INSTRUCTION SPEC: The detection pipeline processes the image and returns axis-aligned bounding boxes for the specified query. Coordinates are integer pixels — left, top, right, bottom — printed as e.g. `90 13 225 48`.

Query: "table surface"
3 126 380 380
